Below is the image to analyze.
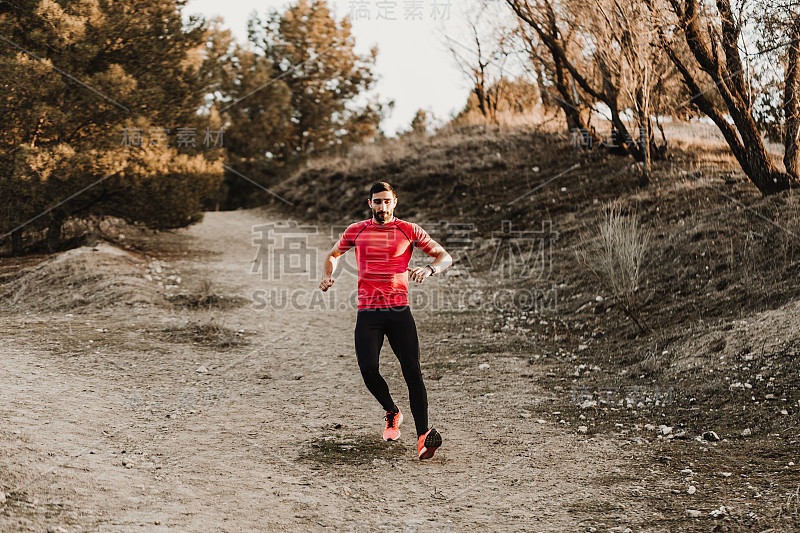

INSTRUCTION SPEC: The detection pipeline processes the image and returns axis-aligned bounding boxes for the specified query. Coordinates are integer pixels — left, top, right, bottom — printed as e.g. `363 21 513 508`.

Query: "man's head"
368 181 397 224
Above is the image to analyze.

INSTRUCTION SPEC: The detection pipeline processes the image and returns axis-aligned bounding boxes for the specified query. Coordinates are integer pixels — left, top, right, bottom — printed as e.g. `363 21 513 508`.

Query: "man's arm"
409 243 453 283
319 245 345 291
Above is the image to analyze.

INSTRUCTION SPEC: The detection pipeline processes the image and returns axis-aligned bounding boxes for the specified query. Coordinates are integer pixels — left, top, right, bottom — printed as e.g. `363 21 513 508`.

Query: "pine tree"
211 0 386 207
0 0 223 255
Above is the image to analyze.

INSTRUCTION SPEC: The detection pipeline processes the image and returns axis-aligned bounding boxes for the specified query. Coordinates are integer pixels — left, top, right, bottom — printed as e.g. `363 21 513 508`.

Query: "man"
319 182 452 460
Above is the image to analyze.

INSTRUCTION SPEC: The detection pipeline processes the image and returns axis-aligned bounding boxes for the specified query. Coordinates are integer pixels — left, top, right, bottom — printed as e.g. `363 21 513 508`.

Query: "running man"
319 182 453 460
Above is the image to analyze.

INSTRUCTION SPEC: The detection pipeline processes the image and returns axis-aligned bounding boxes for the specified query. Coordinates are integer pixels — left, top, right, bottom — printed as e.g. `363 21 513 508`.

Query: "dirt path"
1 209 655 532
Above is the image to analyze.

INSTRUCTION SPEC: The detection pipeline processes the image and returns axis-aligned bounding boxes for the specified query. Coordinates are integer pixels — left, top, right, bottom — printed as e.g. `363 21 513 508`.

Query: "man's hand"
319 277 335 291
408 266 433 283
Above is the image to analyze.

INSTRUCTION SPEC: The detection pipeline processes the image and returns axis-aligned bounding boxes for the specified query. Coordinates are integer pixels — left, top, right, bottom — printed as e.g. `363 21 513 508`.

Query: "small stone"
687 509 701 518
0 491 5 504
742 428 751 436
520 411 532 418
580 399 597 409
536 419 546 424
478 363 490 370
577 425 588 434
293 373 305 380
687 485 696 494
196 366 208 374
660 425 673 435
644 424 656 431
595 295 603 302
702 431 720 441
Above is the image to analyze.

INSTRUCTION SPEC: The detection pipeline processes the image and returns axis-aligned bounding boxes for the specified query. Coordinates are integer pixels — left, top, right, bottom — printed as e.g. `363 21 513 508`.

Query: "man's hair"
369 181 396 201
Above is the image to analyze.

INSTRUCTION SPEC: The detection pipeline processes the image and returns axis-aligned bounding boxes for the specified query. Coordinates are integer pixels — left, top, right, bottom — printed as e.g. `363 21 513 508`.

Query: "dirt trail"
1 209 655 532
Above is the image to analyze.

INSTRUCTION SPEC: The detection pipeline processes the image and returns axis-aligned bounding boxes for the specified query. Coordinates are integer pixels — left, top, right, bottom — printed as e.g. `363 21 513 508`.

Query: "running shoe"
383 408 403 441
417 427 442 460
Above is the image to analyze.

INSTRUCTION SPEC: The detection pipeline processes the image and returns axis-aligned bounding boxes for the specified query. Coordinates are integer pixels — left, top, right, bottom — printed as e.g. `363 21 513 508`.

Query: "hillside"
1 123 799 531
265 123 800 529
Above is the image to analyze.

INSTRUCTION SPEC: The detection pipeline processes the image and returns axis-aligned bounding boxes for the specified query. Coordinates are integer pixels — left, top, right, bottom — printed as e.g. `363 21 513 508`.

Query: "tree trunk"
784 22 800 180
650 0 797 195
607 95 643 162
535 60 553 109
552 56 599 144
11 228 23 257
46 216 63 253
636 86 652 184
473 83 488 119
731 100 793 195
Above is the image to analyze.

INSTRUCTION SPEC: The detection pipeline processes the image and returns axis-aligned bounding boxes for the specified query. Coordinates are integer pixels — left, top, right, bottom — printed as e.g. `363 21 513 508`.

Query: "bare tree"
514 14 600 137
585 0 673 173
445 2 513 124
757 0 800 179
648 0 800 195
785 19 800 178
505 0 672 177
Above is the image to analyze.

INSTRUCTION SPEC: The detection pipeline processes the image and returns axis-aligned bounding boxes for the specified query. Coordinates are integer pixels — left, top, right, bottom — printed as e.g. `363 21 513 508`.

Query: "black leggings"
354 306 428 436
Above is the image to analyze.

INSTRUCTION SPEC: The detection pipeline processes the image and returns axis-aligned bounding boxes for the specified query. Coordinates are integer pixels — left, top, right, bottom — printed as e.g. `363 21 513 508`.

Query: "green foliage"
251 0 383 156
209 0 387 207
1 0 388 251
0 0 223 253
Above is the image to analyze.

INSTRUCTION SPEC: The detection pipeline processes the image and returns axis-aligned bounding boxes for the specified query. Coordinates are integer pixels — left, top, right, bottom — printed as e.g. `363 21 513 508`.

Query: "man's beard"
374 210 391 223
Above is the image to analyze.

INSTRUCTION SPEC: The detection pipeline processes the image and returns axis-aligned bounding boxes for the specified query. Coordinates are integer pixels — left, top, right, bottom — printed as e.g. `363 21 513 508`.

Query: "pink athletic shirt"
336 218 440 309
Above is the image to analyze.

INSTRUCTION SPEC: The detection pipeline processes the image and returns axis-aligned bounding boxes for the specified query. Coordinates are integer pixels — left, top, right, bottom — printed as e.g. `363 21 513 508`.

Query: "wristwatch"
426 265 437 275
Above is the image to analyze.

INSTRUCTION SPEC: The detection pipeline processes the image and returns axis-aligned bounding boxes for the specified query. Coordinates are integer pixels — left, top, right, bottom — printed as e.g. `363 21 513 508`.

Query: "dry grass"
301 138 420 177
575 203 651 332
157 315 246 349
449 107 552 130
168 276 249 310
0 242 162 313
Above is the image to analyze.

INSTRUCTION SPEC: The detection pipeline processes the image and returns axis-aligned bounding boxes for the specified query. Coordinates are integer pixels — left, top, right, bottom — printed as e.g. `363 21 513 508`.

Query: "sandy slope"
0 209 653 532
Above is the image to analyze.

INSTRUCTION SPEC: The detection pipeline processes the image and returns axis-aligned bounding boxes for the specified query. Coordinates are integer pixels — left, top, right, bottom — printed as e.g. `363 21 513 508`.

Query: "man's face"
368 191 397 224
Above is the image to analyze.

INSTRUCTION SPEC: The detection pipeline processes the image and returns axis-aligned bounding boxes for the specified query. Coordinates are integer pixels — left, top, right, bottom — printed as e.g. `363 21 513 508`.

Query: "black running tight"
354 306 428 436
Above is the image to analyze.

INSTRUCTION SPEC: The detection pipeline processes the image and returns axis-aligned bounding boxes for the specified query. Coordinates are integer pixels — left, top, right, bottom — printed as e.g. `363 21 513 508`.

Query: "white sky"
185 0 475 136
